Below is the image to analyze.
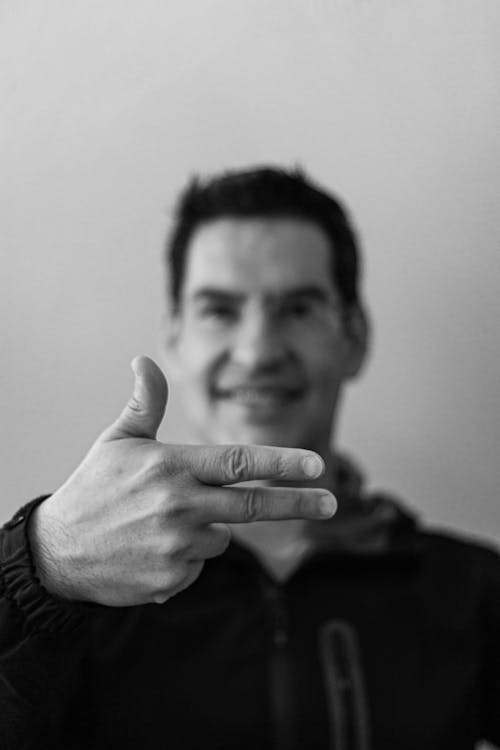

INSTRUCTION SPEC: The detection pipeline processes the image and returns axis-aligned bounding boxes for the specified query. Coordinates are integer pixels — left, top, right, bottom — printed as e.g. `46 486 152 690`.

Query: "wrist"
28 501 80 601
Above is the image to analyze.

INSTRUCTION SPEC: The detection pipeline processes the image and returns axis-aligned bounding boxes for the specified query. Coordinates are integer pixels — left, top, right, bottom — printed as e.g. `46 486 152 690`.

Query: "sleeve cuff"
1 497 103 635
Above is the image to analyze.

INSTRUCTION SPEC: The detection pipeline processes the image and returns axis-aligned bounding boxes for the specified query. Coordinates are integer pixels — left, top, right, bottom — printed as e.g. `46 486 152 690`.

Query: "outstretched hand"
30 356 336 606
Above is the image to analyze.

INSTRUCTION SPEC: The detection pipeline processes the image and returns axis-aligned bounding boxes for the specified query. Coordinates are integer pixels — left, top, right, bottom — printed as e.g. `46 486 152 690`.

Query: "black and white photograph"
1 2 499 748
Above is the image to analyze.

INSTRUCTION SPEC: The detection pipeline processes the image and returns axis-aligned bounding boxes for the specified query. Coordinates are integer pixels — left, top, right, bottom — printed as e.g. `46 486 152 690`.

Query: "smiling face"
165 217 366 454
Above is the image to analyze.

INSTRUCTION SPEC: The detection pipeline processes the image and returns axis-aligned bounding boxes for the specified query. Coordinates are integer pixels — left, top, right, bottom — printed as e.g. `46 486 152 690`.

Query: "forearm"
0 498 91 747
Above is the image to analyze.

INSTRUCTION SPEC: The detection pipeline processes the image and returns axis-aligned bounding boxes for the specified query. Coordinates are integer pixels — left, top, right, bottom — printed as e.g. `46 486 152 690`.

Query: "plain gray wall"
2 0 499 548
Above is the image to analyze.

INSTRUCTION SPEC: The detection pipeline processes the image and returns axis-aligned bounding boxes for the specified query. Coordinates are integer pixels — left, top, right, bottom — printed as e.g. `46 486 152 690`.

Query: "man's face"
166 217 365 452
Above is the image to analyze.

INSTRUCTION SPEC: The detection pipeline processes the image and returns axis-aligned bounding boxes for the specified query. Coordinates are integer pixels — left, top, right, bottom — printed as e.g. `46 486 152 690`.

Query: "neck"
229 451 338 582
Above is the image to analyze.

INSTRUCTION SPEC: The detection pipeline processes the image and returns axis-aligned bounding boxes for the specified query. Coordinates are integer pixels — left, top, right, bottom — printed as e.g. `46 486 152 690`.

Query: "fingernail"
318 494 337 518
302 454 324 478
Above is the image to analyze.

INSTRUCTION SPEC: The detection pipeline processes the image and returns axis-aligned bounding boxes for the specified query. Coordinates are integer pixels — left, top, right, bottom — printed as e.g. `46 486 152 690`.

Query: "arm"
1 355 335 746
27 355 334 608
0 498 92 749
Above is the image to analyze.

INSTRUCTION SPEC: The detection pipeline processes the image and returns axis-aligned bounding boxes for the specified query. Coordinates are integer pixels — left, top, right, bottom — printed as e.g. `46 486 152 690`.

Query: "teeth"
228 388 287 406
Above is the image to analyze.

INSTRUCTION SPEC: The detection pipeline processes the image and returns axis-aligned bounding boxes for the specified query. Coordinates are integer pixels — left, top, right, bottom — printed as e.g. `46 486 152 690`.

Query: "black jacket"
1 489 499 750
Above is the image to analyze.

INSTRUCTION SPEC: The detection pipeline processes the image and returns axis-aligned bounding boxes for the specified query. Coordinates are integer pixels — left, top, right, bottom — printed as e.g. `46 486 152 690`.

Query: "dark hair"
167 165 361 309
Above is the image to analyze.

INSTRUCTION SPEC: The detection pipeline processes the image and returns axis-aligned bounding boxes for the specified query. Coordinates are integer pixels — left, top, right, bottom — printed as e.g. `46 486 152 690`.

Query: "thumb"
103 355 168 441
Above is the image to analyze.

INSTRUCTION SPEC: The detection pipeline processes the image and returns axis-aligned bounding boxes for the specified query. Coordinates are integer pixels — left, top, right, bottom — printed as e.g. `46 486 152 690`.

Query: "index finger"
177 444 325 485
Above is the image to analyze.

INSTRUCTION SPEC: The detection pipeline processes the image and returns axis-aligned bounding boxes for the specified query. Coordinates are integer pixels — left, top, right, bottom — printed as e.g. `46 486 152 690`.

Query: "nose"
231 307 288 371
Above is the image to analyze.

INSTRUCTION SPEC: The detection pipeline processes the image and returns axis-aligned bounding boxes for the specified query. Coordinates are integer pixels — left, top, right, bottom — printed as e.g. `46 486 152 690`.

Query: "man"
1 167 499 750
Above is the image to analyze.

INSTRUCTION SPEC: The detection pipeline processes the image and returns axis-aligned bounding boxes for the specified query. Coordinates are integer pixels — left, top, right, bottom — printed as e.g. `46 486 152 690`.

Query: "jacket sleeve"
480 545 500 747
0 497 97 749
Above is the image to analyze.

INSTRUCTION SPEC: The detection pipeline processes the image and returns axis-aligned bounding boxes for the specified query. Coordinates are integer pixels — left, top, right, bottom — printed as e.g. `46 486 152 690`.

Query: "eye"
281 299 315 320
199 303 237 323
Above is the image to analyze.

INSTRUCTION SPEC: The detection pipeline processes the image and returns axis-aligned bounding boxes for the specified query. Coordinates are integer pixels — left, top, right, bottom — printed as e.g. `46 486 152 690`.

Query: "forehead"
182 217 337 298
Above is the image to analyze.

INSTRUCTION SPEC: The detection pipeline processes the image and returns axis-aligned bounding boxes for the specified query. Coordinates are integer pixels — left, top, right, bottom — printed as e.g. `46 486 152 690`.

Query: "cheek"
178 337 226 388
300 334 350 382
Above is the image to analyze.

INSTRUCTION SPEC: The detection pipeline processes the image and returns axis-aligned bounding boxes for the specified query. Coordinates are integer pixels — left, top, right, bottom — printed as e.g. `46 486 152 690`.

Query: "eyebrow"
190 285 332 304
191 288 245 304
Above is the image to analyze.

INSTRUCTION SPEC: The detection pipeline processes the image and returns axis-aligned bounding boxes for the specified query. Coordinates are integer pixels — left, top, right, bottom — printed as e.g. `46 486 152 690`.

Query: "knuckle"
157 489 185 519
194 559 205 574
295 492 309 518
272 451 287 479
152 560 205 603
126 395 143 415
146 447 183 482
161 533 191 561
223 445 252 482
153 565 187 597
242 486 265 522
150 456 171 482
152 592 170 605
169 565 188 587
143 450 165 480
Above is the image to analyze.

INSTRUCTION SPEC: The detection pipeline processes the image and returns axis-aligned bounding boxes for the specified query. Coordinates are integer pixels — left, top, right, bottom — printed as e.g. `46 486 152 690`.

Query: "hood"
303 453 421 556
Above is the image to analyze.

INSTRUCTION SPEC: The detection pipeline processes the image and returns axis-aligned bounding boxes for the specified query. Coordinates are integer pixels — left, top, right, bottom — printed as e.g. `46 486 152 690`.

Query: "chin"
220 423 305 448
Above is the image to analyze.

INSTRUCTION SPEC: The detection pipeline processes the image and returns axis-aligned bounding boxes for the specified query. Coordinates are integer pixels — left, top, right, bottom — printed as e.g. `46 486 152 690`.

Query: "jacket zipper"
319 620 372 750
265 585 296 750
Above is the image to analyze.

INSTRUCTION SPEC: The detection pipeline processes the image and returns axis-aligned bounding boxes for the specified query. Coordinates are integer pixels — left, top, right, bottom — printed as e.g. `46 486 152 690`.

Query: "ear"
158 308 183 380
342 305 370 378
